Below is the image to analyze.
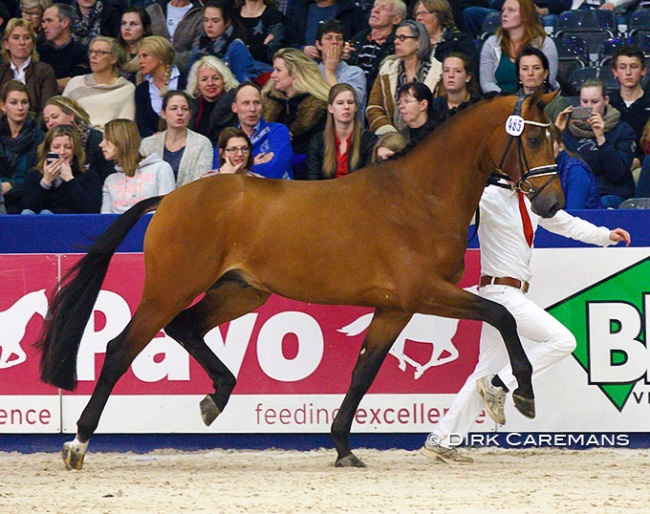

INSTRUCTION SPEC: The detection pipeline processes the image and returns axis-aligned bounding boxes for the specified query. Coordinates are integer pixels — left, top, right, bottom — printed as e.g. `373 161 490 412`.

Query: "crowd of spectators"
0 0 649 216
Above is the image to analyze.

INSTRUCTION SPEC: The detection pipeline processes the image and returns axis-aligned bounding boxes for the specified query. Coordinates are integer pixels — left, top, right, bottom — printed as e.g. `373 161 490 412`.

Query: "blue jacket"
562 117 636 200
192 36 256 83
212 119 294 179
556 150 600 209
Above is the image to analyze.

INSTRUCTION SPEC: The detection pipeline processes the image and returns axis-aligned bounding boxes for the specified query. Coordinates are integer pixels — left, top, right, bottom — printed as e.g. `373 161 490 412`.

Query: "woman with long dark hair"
117 5 152 84
307 83 377 180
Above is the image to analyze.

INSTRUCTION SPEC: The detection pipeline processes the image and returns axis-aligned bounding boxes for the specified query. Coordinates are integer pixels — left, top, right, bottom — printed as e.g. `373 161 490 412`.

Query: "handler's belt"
480 275 530 294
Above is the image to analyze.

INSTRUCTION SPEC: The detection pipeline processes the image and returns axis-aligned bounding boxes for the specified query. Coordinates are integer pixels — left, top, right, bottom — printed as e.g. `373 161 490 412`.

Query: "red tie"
518 192 534 247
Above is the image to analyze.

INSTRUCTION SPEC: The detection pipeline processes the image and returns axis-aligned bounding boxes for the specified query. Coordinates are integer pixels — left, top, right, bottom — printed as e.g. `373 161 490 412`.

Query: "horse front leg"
332 310 412 468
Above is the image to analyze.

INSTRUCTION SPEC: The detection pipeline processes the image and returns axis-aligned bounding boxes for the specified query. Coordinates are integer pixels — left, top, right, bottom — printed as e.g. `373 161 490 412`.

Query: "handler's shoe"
420 443 473 464
477 374 507 425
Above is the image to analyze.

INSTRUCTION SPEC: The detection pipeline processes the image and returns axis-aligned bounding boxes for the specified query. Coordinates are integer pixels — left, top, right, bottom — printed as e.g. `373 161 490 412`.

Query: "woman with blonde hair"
479 0 558 94
63 36 135 131
185 55 239 145
100 119 175 213
135 35 185 137
0 17 58 117
372 131 407 162
262 48 329 179
43 95 114 182
307 83 377 180
22 124 102 214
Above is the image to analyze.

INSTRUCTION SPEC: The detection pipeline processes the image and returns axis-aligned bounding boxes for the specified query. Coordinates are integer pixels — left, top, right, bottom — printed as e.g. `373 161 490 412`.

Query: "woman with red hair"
479 0 558 94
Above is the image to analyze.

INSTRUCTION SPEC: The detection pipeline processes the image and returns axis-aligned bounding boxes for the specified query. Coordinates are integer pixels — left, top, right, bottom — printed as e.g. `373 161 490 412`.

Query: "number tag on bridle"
505 115 525 136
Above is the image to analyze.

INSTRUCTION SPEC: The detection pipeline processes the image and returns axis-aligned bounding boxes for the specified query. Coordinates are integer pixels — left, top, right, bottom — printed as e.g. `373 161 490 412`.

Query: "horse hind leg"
333 309 412 468
165 279 270 426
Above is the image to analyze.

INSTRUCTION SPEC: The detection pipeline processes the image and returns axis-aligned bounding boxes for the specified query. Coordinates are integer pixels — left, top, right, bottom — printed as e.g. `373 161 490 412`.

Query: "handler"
421 179 631 464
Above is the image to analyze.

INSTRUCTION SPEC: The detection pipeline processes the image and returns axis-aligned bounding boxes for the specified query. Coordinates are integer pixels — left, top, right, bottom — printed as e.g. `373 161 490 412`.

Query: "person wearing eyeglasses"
19 0 52 46
208 127 261 177
366 19 441 135
62 36 135 131
0 17 58 119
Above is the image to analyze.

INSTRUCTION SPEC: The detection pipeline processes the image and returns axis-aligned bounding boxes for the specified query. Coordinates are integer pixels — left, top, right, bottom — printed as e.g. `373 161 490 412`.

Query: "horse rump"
36 196 163 390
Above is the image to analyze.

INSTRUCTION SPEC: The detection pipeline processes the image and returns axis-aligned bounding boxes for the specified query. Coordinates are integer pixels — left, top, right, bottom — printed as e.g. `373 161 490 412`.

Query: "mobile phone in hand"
46 152 59 164
571 106 592 120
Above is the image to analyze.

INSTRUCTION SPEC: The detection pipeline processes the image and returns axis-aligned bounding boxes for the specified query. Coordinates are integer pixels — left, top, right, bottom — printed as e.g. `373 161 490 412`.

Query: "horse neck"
399 104 504 221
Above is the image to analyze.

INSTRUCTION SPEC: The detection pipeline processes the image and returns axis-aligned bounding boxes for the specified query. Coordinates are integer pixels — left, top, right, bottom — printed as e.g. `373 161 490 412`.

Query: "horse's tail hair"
36 196 163 390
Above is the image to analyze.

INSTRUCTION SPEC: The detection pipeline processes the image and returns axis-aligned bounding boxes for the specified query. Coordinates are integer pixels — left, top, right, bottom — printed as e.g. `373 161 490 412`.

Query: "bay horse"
38 90 564 470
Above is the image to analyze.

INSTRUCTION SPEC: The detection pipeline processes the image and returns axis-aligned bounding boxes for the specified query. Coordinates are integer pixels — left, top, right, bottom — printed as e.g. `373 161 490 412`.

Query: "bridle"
490 95 559 202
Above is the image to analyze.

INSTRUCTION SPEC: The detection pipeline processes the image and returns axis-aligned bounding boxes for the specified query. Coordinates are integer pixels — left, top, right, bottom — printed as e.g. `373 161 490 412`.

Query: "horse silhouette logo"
0 289 49 369
339 313 460 379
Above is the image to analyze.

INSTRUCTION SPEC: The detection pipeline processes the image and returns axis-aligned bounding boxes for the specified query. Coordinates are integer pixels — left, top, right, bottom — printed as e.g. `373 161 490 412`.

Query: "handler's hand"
609 228 631 246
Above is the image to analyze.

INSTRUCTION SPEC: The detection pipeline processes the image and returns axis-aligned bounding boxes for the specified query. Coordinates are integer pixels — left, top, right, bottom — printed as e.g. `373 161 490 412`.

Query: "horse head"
490 90 565 218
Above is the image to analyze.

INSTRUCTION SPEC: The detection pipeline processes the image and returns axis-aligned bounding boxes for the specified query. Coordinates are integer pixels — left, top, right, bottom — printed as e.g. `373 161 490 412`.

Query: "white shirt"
145 66 181 115
11 57 32 83
476 185 612 283
166 3 192 43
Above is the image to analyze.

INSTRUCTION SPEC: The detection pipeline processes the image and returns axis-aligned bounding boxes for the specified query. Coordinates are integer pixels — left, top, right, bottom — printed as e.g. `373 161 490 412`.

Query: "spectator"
463 0 571 38
348 0 406 94
315 20 366 109
70 0 124 45
235 0 285 67
549 124 600 209
307 83 377 179
22 124 102 213
146 0 203 76
366 20 442 135
0 17 58 119
38 3 90 93
208 126 260 176
559 79 636 209
372 130 407 162
191 0 257 83
135 35 185 138
118 5 153 85
261 48 330 180
609 45 650 173
140 90 213 186
414 0 478 78
479 0 558 94
100 118 175 214
63 36 135 131
43 95 114 183
230 81 293 179
19 0 52 45
516 46 567 124
0 80 45 213
431 53 480 118
397 81 433 142
186 55 239 145
285 0 367 59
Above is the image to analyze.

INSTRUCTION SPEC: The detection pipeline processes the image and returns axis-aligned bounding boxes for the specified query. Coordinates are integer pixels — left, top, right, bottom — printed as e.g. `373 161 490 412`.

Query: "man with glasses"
37 3 89 93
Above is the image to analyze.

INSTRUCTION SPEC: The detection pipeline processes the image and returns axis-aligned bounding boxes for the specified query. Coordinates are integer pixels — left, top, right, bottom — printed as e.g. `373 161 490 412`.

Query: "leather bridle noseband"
491 95 559 202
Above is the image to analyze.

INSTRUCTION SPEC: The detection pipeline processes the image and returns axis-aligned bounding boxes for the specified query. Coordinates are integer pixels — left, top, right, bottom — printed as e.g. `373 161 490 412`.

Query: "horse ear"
524 89 559 116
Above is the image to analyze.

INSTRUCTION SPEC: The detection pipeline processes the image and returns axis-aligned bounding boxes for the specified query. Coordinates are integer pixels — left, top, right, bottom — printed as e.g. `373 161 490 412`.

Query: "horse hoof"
335 453 367 468
513 393 536 419
62 441 86 470
200 394 222 426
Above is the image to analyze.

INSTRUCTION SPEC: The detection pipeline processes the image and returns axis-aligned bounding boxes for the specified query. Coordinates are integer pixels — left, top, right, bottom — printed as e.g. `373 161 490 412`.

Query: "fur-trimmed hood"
262 91 328 137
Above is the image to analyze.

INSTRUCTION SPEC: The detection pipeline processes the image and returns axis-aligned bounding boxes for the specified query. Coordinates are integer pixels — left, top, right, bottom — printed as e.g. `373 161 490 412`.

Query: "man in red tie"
420 181 631 464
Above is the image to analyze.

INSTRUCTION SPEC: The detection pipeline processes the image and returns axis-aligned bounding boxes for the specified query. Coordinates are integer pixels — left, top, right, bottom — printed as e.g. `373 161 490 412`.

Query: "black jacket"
307 129 377 180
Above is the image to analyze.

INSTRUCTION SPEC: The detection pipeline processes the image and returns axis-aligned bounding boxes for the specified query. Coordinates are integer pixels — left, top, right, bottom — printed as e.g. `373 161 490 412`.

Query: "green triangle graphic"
547 257 650 411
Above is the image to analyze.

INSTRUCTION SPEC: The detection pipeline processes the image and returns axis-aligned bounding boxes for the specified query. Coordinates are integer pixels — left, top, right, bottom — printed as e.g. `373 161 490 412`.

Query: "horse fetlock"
61 438 89 470
335 453 367 468
200 394 222 426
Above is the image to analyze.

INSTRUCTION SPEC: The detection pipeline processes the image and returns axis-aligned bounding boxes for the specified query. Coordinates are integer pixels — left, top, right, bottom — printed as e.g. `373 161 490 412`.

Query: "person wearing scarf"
71 0 123 46
191 1 256 83
559 79 637 209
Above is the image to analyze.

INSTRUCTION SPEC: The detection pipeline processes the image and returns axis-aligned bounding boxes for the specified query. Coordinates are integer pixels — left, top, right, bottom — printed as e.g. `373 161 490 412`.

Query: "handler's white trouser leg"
430 285 576 448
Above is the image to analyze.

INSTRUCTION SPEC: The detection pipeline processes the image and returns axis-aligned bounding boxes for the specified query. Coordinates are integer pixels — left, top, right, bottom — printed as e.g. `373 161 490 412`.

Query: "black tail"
36 196 163 390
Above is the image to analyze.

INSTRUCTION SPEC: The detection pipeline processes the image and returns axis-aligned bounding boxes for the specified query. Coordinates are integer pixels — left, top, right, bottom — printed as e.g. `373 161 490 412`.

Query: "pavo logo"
547 258 650 411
